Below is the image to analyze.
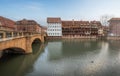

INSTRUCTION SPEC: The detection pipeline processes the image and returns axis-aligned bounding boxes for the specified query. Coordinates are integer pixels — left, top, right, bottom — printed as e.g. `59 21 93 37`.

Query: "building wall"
98 28 104 36
36 25 42 33
0 16 16 31
16 19 41 33
109 20 120 36
62 21 101 38
47 17 102 38
17 25 36 32
47 23 62 36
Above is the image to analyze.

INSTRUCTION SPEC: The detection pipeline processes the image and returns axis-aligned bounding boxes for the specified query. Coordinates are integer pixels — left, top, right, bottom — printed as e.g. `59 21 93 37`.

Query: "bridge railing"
0 31 42 40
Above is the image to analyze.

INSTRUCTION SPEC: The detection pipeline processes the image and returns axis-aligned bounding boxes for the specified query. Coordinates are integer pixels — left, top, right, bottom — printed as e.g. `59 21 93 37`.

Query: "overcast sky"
0 0 120 25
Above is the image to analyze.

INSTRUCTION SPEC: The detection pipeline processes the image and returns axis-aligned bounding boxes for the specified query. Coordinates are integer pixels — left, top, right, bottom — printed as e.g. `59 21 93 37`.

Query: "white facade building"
47 17 62 37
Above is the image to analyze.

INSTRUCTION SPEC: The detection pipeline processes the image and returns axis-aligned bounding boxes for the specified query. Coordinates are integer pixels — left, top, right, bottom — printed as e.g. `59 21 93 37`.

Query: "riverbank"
46 36 98 40
46 36 120 40
107 36 120 40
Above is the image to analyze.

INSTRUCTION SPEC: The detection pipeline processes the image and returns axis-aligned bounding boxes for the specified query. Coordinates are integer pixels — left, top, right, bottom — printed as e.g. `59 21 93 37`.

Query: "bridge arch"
2 47 25 54
31 38 42 54
0 47 25 58
32 38 41 44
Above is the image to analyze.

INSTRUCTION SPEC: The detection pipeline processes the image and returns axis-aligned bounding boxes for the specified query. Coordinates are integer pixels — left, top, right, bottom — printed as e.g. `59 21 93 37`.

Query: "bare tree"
100 15 113 26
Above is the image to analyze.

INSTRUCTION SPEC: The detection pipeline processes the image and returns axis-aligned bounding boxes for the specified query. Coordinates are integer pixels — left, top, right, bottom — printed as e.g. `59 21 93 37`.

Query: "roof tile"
47 17 61 23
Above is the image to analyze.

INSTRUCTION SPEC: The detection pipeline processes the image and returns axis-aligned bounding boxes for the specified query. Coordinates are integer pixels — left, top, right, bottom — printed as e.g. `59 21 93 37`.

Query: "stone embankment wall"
107 36 120 40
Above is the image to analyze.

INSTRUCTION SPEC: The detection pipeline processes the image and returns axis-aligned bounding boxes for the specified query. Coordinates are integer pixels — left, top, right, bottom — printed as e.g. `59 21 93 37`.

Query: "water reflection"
1 40 120 76
27 39 120 76
47 41 62 60
83 41 109 76
61 39 101 57
0 43 45 76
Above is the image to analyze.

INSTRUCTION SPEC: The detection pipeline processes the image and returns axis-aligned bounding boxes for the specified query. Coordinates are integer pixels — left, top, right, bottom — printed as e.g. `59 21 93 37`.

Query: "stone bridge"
0 31 45 56
0 43 46 76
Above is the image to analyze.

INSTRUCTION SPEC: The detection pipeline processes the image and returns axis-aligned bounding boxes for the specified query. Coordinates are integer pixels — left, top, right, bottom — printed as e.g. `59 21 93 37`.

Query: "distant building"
41 26 47 33
16 19 41 33
62 20 101 38
0 16 16 31
47 17 62 37
109 18 120 36
90 21 102 36
46 17 102 38
98 26 109 36
62 20 90 37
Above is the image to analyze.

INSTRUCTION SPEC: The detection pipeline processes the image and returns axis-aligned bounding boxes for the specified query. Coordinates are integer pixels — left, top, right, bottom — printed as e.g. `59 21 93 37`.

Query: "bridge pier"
25 36 32 54
3 32 6 39
11 32 14 37
41 35 45 43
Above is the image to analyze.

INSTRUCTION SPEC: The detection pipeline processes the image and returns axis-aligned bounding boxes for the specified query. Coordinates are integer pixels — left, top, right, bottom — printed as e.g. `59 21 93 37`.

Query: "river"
0 39 120 76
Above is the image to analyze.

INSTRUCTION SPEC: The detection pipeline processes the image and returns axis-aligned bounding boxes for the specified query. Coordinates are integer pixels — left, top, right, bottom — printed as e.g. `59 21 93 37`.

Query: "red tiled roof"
62 20 90 25
16 19 38 25
47 17 61 23
90 21 101 25
0 16 15 28
62 21 73 25
109 18 120 21
62 20 102 28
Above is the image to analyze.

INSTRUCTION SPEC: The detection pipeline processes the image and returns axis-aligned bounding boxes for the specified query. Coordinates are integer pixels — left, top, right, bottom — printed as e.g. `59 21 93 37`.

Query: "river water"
0 39 120 76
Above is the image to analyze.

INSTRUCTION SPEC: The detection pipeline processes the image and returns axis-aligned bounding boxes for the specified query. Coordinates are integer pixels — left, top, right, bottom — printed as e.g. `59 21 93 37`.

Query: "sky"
0 0 120 26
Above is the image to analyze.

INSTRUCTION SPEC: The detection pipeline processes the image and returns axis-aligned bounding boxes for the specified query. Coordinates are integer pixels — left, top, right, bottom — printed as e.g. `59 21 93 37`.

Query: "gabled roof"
47 17 61 23
16 19 38 25
62 20 90 25
0 16 15 28
109 18 120 21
